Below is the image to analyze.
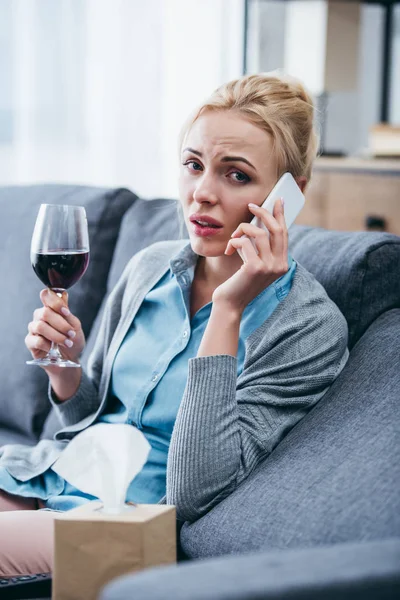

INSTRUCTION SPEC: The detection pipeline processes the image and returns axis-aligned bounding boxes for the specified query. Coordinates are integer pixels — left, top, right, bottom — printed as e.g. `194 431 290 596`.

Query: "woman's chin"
189 235 227 257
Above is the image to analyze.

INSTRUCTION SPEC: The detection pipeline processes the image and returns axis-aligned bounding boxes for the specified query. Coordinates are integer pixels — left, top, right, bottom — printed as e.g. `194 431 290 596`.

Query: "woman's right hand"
25 289 85 401
26 289 85 363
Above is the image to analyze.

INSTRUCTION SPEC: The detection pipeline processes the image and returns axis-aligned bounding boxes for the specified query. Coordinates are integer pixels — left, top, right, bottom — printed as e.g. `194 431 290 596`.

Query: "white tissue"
52 423 151 513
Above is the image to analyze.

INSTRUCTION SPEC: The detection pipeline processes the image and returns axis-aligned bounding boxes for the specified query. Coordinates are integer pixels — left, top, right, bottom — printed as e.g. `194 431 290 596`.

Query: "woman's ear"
296 176 307 193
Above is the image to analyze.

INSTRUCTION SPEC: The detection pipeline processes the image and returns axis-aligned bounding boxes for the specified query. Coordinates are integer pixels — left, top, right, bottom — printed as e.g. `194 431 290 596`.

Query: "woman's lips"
191 221 223 237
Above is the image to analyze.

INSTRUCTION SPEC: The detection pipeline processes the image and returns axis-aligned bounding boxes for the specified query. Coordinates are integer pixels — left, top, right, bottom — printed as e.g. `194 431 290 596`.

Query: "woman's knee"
0 509 54 577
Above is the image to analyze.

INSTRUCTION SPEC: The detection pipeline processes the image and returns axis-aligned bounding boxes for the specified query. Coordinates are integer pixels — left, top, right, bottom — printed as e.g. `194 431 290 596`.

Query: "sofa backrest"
289 225 400 349
0 185 136 444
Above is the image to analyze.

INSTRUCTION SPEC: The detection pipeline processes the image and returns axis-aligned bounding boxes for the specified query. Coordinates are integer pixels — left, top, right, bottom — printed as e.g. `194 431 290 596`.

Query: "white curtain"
0 0 244 198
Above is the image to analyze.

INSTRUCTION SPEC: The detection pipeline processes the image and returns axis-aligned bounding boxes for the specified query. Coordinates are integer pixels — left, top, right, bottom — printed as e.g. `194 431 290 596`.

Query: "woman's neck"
194 254 243 290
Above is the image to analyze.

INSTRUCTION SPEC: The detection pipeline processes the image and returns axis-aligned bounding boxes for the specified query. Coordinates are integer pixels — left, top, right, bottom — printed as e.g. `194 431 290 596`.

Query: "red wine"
32 250 89 291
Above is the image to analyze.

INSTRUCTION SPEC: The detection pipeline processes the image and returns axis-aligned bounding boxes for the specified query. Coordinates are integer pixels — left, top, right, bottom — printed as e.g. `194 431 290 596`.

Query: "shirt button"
183 330 188 338
151 374 159 382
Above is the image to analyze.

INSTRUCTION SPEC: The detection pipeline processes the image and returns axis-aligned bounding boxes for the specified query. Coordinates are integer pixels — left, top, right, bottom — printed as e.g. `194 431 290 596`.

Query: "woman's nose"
193 176 218 204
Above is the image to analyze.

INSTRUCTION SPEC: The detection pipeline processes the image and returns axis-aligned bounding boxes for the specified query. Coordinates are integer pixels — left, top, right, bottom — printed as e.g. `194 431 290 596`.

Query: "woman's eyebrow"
182 147 256 171
221 156 256 171
182 147 202 157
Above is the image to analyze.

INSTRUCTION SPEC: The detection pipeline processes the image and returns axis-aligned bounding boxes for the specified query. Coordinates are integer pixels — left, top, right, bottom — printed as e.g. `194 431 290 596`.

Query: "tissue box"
52 501 176 600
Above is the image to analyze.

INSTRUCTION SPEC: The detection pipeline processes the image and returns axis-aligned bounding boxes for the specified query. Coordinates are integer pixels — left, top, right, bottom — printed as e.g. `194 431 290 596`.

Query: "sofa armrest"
100 538 400 600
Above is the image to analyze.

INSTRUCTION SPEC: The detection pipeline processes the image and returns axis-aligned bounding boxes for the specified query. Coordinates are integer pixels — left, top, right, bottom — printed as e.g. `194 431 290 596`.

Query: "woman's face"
179 110 279 257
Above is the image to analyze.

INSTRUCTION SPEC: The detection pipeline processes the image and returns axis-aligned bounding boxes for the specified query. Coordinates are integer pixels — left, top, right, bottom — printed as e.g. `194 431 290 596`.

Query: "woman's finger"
248 200 286 257
34 306 77 339
226 236 263 264
230 223 272 261
39 289 81 329
272 198 288 256
25 333 51 356
28 320 75 349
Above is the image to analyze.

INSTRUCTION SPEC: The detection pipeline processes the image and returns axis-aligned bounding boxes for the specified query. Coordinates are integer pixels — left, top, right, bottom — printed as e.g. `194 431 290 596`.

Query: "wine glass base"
26 358 81 368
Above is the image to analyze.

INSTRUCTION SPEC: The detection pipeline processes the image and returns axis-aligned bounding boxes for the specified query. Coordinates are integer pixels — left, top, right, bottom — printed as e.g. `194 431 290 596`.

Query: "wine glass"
26 204 90 368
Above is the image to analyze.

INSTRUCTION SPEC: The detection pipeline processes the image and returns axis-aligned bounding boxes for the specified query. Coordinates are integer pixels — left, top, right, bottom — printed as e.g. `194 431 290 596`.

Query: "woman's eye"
230 171 250 183
183 160 202 172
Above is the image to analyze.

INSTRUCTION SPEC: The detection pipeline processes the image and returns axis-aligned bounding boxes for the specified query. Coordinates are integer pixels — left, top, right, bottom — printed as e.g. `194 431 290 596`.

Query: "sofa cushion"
0 184 136 444
101 539 400 600
288 226 400 349
180 309 400 557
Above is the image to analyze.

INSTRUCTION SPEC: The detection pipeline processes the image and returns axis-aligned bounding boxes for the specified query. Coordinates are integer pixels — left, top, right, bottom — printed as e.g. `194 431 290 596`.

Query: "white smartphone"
238 172 305 258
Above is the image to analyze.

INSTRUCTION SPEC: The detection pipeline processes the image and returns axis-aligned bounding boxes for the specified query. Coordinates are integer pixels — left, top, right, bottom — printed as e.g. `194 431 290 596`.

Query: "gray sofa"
0 185 399 599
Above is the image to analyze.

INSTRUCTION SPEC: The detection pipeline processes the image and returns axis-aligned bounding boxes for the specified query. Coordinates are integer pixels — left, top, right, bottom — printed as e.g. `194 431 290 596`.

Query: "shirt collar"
169 240 198 275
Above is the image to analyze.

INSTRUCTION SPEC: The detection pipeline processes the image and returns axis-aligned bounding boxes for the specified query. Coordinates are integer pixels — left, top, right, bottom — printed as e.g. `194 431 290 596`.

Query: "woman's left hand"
212 199 289 315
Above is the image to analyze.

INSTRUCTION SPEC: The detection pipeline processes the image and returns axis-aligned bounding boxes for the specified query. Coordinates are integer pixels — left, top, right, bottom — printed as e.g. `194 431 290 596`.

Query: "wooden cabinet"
298 157 400 235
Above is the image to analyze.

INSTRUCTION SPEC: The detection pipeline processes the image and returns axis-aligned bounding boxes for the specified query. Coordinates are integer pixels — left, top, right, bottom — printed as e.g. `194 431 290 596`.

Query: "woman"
0 72 349 576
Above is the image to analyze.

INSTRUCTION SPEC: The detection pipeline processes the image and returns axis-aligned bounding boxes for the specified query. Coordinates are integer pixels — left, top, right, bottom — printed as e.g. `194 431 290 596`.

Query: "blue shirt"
0 243 296 510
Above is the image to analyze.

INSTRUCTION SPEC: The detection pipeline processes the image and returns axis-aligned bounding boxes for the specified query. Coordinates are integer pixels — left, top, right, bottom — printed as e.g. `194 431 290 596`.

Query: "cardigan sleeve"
166 289 349 523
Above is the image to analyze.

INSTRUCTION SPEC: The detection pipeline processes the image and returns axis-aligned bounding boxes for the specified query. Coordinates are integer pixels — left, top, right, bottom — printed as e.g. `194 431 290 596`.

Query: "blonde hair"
179 71 319 183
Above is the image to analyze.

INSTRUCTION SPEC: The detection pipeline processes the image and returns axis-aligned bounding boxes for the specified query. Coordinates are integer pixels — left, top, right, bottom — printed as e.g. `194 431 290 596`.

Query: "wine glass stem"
47 291 64 360
48 342 63 361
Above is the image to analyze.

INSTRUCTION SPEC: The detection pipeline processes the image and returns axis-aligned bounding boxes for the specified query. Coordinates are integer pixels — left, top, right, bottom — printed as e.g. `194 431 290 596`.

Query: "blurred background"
1 0 399 231
0 0 243 199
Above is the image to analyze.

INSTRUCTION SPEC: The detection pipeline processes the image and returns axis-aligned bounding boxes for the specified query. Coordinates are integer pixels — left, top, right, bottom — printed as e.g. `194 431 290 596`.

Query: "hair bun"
269 70 315 106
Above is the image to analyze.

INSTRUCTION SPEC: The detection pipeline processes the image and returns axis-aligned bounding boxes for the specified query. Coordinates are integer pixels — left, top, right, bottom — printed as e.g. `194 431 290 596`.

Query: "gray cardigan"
0 240 349 522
